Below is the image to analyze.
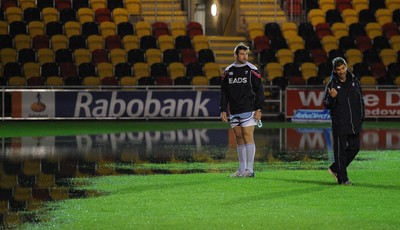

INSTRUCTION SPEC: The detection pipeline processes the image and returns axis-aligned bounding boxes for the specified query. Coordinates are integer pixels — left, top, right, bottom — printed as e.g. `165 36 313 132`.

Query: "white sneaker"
229 170 244 178
242 169 255 177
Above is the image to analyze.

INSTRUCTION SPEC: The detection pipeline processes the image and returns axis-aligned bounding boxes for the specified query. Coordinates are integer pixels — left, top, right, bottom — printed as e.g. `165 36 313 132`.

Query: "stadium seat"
139 35 157 50
97 62 113 80
42 7 58 24
135 21 152 38
112 8 129 24
41 62 60 78
59 8 77 23
51 34 68 52
198 49 216 64
117 22 134 38
100 21 116 38
114 63 133 79
77 7 95 24
90 0 107 11
92 48 109 63
82 22 99 38
133 62 150 79
162 48 181 65
55 0 72 10
170 21 186 38
169 62 185 80
23 7 41 22
37 48 54 63
14 34 31 51
109 48 126 65
69 35 87 50
127 48 145 64
95 8 111 23
54 25 78 45
145 48 162 65
187 21 203 38
18 48 36 63
78 62 97 79
180 48 197 65
105 35 122 50
152 21 170 38
122 35 139 51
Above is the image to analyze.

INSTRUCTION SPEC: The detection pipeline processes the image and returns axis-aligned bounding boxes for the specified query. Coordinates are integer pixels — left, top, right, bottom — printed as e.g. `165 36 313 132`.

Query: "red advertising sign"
286 88 400 118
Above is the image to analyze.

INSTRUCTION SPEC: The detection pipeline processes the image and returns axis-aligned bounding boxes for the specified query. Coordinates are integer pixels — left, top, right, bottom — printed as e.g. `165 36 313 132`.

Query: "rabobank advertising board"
11 90 221 119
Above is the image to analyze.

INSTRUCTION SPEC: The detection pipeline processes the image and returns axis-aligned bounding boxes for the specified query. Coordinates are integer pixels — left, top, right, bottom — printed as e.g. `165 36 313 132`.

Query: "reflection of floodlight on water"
211 3 218 16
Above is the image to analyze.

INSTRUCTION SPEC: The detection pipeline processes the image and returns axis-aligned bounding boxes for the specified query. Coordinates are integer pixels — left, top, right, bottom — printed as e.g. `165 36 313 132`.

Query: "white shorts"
229 111 257 128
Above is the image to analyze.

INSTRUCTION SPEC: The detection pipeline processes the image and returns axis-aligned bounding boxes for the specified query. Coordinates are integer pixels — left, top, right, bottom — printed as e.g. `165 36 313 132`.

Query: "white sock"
237 144 247 171
246 144 256 173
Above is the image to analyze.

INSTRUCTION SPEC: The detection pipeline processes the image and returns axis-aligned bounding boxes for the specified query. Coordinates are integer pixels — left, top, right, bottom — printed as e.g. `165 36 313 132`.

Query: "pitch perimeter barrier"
286 86 400 120
1 85 283 120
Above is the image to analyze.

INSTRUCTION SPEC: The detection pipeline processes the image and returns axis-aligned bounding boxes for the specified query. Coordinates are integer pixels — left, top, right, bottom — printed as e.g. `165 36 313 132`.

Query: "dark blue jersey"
220 62 265 115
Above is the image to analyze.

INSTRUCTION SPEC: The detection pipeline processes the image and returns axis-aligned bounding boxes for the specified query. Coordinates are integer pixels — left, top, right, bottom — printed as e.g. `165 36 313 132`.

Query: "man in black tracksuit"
220 42 265 177
324 57 365 185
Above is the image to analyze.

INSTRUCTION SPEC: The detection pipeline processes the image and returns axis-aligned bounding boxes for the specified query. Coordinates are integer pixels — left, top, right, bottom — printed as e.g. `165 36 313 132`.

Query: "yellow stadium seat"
125 0 141 15
100 21 116 38
390 35 400 52
375 9 392 26
23 62 40 79
37 48 54 63
300 62 317 81
120 76 136 86
169 62 185 80
352 0 369 13
193 35 210 52
87 34 104 51
110 48 126 65
97 62 113 79
342 9 359 26
14 34 31 51
42 7 58 24
386 0 400 12
83 76 101 86
74 48 91 64
192 75 208 86
122 35 139 51
308 9 325 26
170 21 186 38
287 35 305 52
322 35 338 53
8 76 26 86
65 21 81 38
28 21 45 37
204 62 221 79
380 48 397 66
0 48 17 64
360 75 376 86
145 48 162 65
19 0 36 10
51 34 68 52
366 22 383 39
0 21 8 35
247 22 264 40
345 48 363 68
281 22 298 39
277 49 293 66
112 8 129 24
46 76 64 86
135 21 151 38
331 22 349 39
319 0 335 13
90 0 107 11
5 7 22 23
265 62 283 82
158 35 174 52
133 62 150 78
78 7 95 24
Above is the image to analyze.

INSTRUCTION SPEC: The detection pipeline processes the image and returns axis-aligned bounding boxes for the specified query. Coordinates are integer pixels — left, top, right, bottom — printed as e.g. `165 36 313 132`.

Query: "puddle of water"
1 127 399 227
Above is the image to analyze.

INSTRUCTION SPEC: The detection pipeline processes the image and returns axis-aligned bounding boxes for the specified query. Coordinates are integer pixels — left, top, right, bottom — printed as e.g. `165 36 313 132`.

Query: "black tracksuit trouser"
330 133 360 184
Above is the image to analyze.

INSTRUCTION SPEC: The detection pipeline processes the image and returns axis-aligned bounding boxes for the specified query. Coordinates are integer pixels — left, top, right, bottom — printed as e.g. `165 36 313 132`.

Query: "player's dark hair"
332 57 347 69
234 42 249 55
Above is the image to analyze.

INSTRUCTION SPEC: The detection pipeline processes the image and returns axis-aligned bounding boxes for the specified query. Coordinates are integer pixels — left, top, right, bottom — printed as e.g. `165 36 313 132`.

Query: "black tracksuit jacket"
220 62 265 115
323 71 365 136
